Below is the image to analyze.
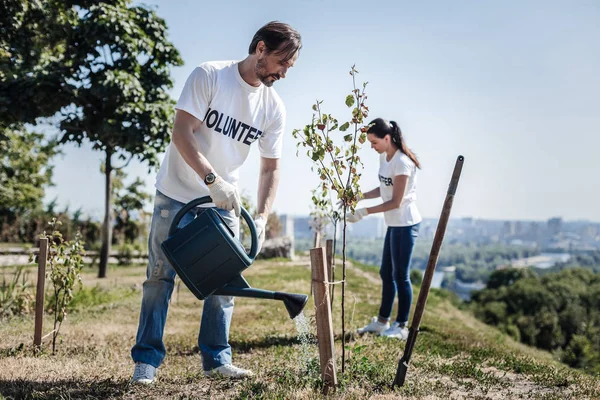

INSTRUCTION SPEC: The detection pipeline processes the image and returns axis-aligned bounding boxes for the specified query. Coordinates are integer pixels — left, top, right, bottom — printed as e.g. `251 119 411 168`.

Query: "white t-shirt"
378 150 422 227
155 60 286 204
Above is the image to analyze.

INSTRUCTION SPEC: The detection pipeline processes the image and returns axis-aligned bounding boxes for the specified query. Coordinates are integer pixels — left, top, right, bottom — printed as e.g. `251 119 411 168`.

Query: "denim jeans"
131 190 239 370
378 223 420 325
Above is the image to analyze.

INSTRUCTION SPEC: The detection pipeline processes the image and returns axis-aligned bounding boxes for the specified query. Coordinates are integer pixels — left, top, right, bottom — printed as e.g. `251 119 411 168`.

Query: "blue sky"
45 0 600 222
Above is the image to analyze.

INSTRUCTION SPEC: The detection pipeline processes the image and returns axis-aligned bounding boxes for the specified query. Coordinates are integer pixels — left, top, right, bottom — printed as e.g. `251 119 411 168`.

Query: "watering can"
160 196 308 319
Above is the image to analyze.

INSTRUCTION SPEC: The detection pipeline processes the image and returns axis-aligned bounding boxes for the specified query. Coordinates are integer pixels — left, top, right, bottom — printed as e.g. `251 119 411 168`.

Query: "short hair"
248 21 302 62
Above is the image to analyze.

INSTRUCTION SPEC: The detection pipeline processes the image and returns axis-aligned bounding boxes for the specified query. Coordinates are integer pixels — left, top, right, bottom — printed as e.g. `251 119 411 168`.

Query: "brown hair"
248 21 302 62
367 118 421 169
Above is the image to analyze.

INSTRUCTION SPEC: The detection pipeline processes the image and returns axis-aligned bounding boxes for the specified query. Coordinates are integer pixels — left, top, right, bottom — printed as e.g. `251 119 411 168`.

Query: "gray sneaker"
380 322 409 339
357 316 390 334
132 362 156 384
204 364 253 379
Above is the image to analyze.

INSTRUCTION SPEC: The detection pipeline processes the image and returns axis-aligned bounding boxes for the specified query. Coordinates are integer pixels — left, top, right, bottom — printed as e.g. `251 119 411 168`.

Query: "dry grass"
0 257 599 399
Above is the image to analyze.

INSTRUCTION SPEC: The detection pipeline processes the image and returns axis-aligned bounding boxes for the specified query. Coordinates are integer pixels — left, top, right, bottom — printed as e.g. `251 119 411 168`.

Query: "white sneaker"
204 364 253 379
380 322 409 339
131 362 156 384
357 316 390 334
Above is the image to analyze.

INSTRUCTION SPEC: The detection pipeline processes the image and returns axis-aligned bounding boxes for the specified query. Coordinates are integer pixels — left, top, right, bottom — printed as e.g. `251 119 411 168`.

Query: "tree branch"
112 153 135 170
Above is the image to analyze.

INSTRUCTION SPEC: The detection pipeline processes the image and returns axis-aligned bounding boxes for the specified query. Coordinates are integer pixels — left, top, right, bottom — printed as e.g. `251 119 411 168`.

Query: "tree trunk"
98 149 113 278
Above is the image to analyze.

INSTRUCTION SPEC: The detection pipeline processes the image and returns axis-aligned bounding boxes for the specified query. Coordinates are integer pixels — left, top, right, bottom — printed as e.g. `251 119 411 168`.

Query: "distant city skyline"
43 0 600 222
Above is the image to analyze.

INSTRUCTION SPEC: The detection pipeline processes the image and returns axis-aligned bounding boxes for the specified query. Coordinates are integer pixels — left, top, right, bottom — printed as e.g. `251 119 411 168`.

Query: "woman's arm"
365 175 408 214
361 187 381 200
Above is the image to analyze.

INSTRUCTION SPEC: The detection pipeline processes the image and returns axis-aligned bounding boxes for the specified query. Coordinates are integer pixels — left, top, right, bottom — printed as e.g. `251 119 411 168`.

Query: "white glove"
337 192 363 209
208 176 241 217
254 216 267 254
345 207 368 223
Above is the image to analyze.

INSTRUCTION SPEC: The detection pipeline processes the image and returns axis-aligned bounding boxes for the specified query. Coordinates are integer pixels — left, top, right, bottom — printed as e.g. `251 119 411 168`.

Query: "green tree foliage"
486 268 537 289
1 0 183 278
0 0 75 126
471 267 600 374
0 125 61 241
0 126 60 218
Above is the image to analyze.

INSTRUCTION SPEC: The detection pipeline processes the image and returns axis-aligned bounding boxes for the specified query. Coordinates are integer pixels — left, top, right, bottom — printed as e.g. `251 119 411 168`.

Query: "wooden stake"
34 238 48 351
310 247 338 394
313 231 321 248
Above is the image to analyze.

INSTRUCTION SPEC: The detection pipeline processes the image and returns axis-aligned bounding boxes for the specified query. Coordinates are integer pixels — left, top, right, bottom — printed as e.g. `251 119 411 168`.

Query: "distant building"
503 221 516 237
287 215 313 239
528 221 540 243
547 217 563 236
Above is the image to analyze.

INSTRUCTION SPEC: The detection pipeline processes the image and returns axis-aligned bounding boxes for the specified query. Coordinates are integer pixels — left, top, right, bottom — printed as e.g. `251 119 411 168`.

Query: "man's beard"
255 58 279 87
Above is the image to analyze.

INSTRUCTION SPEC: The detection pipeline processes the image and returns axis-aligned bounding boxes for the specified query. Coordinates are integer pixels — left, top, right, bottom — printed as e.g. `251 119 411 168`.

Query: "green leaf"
345 95 355 108
339 122 350 132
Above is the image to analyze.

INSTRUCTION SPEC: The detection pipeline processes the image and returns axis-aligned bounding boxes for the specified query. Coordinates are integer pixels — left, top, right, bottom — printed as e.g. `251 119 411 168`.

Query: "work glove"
337 192 363 209
254 215 267 254
345 207 368 223
208 176 241 217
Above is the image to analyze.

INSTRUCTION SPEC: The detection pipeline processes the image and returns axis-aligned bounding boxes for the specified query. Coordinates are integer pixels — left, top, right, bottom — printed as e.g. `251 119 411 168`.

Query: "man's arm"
172 109 241 215
171 110 215 179
256 157 280 219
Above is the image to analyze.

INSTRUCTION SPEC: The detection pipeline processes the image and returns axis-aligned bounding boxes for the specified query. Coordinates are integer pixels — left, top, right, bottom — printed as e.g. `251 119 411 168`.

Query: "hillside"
1 256 599 399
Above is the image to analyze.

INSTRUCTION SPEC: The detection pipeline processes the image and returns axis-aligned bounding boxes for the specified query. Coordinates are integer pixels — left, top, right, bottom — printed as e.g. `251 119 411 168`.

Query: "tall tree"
1 0 182 277
0 125 60 227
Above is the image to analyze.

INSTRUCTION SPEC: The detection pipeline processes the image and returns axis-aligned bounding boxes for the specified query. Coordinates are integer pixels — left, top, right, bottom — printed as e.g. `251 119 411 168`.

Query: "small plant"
0 266 34 318
41 218 86 354
293 65 370 373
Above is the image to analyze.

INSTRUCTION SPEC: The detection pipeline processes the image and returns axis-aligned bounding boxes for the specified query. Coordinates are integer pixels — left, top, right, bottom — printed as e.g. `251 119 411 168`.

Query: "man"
131 21 301 384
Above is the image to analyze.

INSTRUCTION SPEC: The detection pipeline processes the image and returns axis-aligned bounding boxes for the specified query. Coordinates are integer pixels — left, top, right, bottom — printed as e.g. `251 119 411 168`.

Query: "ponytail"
389 120 421 169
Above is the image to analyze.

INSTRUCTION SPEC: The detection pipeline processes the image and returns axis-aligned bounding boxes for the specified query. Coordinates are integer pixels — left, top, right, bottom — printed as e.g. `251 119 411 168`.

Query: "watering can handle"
167 195 258 260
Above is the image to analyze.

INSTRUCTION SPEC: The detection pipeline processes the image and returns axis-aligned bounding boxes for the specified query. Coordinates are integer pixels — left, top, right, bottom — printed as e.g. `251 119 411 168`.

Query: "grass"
0 257 599 399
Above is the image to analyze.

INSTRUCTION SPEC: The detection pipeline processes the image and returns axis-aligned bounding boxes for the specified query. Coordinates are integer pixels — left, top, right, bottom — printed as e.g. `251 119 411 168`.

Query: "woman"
346 118 422 339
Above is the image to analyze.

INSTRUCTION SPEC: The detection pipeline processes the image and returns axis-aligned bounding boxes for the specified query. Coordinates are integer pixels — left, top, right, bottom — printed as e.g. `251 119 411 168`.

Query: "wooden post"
310 247 338 394
34 238 48 351
313 230 321 248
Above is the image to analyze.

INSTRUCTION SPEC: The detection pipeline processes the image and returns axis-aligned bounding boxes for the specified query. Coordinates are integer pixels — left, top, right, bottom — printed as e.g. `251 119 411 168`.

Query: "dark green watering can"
161 196 308 319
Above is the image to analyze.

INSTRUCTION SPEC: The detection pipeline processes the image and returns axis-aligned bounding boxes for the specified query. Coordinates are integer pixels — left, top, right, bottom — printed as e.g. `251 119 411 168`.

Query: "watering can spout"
213 275 308 320
276 292 309 320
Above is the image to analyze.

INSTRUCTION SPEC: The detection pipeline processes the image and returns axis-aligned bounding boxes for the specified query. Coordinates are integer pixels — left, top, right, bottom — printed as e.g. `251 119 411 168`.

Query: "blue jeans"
131 190 239 370
378 223 420 325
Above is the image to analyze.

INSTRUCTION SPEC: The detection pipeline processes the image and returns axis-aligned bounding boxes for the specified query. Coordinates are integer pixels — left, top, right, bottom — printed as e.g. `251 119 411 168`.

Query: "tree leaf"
345 95 355 108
